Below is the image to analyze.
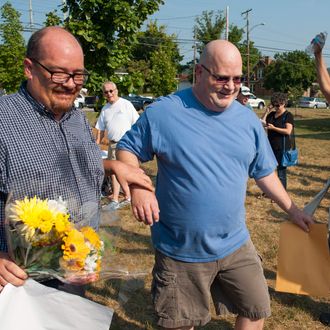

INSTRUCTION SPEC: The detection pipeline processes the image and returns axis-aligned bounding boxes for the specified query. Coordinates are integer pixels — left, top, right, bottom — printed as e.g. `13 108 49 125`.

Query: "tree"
62 0 164 94
193 10 260 79
238 39 261 81
194 10 226 53
263 51 316 94
0 2 25 93
44 10 62 27
148 48 178 96
128 21 182 95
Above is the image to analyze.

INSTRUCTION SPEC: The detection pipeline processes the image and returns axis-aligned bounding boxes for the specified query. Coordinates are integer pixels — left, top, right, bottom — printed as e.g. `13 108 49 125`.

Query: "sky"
3 0 330 66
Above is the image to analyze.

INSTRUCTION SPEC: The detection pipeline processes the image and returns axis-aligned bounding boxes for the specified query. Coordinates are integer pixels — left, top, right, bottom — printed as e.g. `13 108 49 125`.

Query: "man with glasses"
95 81 139 210
0 26 152 296
117 40 313 330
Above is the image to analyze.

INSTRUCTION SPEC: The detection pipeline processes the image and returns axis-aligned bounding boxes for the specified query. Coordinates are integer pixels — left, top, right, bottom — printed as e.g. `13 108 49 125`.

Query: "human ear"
23 58 33 79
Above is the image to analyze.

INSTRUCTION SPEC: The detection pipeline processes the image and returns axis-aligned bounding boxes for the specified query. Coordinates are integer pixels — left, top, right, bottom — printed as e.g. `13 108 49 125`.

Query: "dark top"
266 111 294 152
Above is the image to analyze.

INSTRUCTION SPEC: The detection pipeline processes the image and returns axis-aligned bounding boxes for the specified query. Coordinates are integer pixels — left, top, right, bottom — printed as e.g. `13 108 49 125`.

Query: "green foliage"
193 10 260 77
0 2 25 93
237 40 261 78
194 10 226 52
149 48 178 96
228 25 244 44
122 60 148 94
287 86 302 106
228 25 262 76
44 10 62 27
263 50 316 93
62 0 164 94
128 21 182 95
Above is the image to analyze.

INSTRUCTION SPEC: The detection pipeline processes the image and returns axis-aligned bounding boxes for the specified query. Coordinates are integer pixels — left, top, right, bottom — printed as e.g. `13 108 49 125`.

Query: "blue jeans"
277 165 287 190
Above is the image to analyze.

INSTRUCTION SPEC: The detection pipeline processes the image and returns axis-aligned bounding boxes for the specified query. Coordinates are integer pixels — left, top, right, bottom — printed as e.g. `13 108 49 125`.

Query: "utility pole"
241 9 252 88
192 33 197 85
29 0 34 32
224 6 229 40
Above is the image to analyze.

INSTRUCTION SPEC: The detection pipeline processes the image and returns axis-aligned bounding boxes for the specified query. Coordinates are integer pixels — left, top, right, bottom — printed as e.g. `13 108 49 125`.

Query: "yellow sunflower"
54 212 71 234
61 228 90 263
80 226 102 250
13 196 54 232
11 196 72 244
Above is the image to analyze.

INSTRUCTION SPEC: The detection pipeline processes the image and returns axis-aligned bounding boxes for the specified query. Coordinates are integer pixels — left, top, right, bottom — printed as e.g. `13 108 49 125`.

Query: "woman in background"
261 92 294 190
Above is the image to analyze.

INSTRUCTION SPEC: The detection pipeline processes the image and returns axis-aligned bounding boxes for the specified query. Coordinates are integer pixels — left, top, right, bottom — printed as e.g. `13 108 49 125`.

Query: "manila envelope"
276 222 330 297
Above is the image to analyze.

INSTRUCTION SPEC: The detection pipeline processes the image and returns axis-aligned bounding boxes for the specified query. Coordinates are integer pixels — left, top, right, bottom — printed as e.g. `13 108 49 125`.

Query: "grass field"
86 107 330 329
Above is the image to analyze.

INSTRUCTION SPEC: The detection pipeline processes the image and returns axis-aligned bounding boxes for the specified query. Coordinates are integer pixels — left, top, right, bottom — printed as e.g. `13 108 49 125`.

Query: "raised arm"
260 105 274 123
255 172 314 232
314 44 330 103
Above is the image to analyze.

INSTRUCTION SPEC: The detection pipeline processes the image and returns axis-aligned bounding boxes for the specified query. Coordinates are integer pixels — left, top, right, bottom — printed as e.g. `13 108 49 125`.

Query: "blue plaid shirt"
0 82 104 251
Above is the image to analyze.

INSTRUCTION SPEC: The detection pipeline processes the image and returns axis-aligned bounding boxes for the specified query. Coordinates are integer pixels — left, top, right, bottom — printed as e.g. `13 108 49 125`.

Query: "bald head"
193 40 243 112
200 40 242 70
26 26 83 61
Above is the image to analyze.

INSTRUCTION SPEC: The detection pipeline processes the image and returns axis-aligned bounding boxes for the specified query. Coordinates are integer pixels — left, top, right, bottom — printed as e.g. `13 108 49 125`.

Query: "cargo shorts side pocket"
152 270 178 320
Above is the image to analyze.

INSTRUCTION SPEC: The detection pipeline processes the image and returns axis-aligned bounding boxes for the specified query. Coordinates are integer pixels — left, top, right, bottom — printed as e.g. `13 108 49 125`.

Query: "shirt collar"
19 81 75 121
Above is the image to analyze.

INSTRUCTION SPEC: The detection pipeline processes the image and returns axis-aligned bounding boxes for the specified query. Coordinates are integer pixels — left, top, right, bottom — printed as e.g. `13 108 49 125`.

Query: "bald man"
0 26 152 296
117 40 313 330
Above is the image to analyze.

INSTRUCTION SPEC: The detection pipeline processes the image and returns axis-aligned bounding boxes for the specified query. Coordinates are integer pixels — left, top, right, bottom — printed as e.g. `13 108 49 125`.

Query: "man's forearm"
96 130 105 145
256 172 293 213
116 149 140 167
315 51 330 102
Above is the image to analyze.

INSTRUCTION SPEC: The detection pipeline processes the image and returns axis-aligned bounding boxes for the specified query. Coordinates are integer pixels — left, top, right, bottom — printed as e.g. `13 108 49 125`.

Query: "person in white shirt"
95 81 139 209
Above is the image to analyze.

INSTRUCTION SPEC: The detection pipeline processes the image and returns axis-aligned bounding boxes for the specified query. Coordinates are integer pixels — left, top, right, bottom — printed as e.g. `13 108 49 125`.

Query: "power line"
151 15 200 21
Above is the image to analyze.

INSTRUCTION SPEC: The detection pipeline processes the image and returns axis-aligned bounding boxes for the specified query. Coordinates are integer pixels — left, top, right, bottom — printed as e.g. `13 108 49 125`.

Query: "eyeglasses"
30 58 89 85
201 64 243 85
103 89 117 94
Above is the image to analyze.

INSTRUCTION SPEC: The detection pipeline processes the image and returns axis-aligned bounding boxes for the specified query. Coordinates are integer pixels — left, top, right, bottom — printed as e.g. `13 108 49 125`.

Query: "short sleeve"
95 108 106 131
117 112 154 162
285 112 294 126
248 124 277 179
129 104 139 124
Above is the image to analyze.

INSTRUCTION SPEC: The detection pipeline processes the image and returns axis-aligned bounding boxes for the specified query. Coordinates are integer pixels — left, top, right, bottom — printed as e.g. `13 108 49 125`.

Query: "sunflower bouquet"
5 196 104 282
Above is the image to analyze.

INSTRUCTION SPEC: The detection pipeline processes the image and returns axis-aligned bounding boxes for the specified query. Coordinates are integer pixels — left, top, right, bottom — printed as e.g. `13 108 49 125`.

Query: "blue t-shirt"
117 88 277 262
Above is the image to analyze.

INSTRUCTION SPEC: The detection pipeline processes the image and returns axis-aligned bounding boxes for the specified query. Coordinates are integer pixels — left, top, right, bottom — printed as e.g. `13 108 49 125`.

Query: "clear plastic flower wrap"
5 194 149 284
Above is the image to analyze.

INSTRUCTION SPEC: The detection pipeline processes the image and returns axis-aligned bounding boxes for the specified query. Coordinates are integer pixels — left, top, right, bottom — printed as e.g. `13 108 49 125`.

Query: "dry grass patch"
87 108 330 329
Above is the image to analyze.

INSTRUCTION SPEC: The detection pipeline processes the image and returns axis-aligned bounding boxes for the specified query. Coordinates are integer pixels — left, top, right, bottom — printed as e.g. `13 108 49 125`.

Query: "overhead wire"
2 4 330 64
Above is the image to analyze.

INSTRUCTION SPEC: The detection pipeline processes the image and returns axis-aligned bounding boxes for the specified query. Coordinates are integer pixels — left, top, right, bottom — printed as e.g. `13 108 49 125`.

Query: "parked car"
122 94 154 111
74 93 85 108
84 95 102 112
298 97 328 109
246 93 265 109
240 86 265 109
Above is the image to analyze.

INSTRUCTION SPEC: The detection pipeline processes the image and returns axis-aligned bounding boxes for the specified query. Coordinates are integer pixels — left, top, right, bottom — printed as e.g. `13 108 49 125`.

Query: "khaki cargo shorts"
151 239 271 328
